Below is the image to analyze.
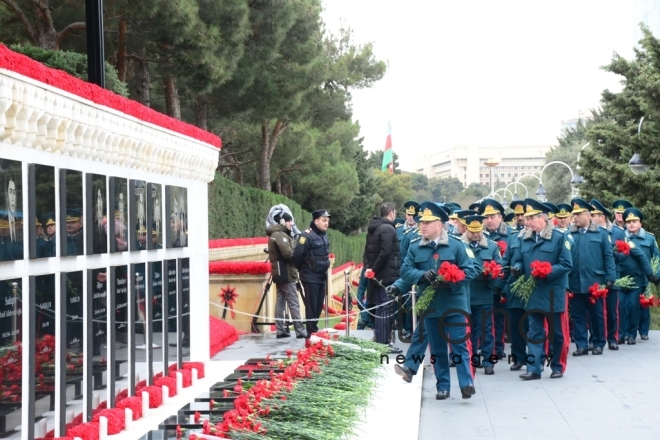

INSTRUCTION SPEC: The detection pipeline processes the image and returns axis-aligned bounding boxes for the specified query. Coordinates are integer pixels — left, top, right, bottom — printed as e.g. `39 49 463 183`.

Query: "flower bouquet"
587 283 609 305
497 241 507 257
639 294 656 308
615 240 631 256
511 260 552 305
413 261 465 314
482 260 504 280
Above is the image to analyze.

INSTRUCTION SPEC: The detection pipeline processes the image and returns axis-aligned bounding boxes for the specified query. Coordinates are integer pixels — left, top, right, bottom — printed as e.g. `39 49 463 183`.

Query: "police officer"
567 199 616 356
480 198 514 361
463 214 503 375
504 212 515 227
509 201 527 231
398 203 477 399
619 208 659 344
612 200 633 230
293 209 331 338
512 199 572 380
555 204 573 233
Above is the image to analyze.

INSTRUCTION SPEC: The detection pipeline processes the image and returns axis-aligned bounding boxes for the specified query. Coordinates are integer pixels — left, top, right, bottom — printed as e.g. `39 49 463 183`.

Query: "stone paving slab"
416 331 660 440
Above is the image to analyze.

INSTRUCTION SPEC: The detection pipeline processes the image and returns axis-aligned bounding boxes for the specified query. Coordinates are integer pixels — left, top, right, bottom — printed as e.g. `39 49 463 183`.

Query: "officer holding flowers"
462 214 503 375
619 207 660 344
398 203 477 400
567 198 616 356
511 199 572 380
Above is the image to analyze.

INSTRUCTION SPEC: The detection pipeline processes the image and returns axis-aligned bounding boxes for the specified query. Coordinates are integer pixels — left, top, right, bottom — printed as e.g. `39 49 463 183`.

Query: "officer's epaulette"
449 234 462 241
304 228 311 234
648 231 655 237
403 226 417 235
410 237 422 244
395 223 403 229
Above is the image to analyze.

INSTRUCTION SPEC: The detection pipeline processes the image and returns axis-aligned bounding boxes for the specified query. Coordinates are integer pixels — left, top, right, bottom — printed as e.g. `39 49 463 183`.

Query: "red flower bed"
91 408 125 435
116 396 142 420
67 422 100 440
0 44 221 148
182 361 205 378
169 369 192 387
210 316 239 357
209 261 270 275
209 237 268 248
154 376 178 397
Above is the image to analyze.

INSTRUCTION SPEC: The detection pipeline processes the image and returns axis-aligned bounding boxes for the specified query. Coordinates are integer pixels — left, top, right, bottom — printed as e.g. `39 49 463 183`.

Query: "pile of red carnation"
199 339 336 438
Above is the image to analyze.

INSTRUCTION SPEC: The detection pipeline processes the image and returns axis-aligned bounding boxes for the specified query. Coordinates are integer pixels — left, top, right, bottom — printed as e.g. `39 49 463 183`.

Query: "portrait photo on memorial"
0 159 23 261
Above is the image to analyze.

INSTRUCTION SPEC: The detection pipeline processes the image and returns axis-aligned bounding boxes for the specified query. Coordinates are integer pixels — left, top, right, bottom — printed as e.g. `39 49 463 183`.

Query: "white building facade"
413 145 551 187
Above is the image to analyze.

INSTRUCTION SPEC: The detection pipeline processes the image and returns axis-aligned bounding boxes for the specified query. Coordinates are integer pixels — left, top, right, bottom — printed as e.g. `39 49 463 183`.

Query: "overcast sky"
322 1 637 171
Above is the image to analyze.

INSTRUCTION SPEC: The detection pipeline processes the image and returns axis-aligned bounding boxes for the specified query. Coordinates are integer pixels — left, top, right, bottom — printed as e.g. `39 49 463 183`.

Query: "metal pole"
411 286 417 331
344 270 351 337
85 0 105 88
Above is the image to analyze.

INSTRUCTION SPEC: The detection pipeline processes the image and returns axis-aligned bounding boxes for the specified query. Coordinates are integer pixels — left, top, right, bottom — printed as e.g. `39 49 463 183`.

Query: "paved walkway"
212 330 660 439
416 331 660 440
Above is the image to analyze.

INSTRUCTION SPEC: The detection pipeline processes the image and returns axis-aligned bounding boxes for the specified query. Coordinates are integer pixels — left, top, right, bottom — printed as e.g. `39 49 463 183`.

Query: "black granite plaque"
0 159 23 261
108 177 128 253
29 164 55 259
165 186 187 248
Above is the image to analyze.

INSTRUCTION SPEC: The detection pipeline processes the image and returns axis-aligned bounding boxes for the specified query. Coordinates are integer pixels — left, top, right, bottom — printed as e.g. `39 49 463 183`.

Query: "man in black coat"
364 202 401 353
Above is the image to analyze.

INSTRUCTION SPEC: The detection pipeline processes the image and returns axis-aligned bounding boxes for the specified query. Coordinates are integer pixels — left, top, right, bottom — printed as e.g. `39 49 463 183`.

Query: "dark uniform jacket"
267 223 298 283
462 234 503 306
400 228 477 317
568 222 616 293
292 223 330 284
620 228 660 289
604 220 652 279
512 221 573 313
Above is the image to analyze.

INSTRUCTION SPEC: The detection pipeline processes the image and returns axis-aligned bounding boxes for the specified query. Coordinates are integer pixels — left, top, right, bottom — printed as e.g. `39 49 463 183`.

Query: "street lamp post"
494 188 514 210
628 117 651 174
570 142 590 196
506 181 528 200
485 158 500 195
539 161 575 201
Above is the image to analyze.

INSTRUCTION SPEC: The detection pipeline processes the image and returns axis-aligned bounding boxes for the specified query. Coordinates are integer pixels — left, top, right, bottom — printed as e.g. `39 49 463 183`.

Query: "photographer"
268 212 306 339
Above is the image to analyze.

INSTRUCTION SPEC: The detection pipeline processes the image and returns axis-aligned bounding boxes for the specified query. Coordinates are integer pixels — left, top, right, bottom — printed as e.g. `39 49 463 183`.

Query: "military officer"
555 204 573 232
394 217 406 241
480 198 515 361
567 199 616 356
463 214 503 375
511 199 572 380
292 209 332 338
618 208 659 344
509 201 527 231
590 199 647 349
543 202 559 221
398 201 419 241
504 212 516 227
397 203 477 399
612 200 633 230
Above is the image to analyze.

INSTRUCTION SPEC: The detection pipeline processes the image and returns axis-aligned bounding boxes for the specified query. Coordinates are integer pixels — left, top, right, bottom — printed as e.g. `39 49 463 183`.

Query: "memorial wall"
0 53 220 439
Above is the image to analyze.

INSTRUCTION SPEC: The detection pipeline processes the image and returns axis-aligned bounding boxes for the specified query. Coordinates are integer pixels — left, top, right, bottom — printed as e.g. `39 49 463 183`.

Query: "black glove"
423 269 438 285
511 267 522 278
606 280 614 289
385 285 400 298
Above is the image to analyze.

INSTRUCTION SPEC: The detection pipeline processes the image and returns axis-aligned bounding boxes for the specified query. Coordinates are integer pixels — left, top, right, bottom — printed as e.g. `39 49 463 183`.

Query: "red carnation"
437 262 465 283
530 261 552 279
615 240 631 256
433 254 439 260
588 283 609 300
497 241 507 256
482 260 504 279
365 269 375 279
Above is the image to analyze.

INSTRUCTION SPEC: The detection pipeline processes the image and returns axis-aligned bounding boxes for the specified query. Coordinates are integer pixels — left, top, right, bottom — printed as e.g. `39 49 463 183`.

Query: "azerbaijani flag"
381 121 393 173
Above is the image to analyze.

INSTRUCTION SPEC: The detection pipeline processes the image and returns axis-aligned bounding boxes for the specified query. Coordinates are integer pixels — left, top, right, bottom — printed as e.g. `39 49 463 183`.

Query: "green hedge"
9 44 129 97
208 174 364 265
